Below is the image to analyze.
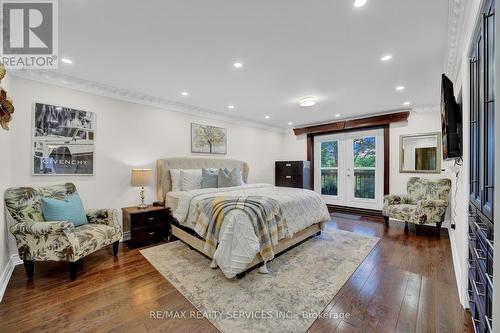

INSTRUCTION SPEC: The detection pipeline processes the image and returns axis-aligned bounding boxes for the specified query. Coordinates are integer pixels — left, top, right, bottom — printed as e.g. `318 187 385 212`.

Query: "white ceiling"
53 0 449 129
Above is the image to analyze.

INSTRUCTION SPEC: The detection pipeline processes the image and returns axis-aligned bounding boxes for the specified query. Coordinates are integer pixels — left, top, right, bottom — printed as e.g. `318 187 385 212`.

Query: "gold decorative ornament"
0 63 6 81
0 63 15 130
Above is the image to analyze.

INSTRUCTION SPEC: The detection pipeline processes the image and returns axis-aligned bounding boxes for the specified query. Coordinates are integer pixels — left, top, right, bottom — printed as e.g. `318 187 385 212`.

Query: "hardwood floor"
0 216 472 333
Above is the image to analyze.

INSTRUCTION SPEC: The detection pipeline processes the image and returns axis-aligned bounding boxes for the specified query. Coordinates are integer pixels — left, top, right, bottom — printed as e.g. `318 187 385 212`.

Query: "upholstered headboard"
156 157 249 201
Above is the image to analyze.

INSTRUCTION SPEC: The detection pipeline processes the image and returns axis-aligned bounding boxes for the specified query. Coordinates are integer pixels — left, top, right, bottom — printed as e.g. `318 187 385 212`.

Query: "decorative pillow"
169 169 182 192
181 169 203 191
41 193 88 227
218 168 242 188
202 168 218 189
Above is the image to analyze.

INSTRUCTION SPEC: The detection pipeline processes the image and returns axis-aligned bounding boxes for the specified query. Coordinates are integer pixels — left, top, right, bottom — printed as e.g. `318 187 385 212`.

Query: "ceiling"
50 0 449 129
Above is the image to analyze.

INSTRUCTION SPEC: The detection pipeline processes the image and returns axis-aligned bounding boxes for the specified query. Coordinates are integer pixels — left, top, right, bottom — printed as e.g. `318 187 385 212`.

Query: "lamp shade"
131 169 152 187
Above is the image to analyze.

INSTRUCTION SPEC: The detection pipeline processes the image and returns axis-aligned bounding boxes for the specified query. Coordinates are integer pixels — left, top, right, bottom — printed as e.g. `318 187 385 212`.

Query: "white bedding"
171 183 330 278
165 191 183 211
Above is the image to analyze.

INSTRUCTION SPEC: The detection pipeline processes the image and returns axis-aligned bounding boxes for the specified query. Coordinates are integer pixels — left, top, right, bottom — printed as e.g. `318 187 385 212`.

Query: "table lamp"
131 168 152 209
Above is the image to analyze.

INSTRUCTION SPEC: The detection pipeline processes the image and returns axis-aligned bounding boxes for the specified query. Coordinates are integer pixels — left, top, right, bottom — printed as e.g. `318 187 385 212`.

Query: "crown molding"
10 70 287 134
444 0 468 82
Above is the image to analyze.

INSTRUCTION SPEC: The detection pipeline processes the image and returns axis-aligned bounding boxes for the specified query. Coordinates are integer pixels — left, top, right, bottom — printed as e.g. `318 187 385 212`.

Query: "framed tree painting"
32 102 96 175
191 123 227 154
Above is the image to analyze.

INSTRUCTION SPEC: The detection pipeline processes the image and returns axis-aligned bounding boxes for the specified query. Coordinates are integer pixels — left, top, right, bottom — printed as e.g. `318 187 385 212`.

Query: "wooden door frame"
297 111 410 213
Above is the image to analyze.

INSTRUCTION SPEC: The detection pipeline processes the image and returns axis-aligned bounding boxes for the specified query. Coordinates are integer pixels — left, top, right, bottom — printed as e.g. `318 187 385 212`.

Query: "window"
320 141 338 195
353 137 376 199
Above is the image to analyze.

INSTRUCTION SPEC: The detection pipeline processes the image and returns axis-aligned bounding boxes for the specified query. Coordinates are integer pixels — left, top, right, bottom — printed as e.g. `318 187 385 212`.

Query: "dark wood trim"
306 134 314 188
328 204 383 220
293 111 410 136
383 125 390 195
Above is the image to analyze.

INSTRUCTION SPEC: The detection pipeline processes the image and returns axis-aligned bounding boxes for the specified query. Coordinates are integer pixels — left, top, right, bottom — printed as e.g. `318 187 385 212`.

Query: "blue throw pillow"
41 193 88 227
202 168 218 188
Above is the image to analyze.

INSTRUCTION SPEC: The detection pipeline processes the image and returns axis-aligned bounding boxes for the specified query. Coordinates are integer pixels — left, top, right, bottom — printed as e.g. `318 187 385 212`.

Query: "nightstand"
122 205 172 248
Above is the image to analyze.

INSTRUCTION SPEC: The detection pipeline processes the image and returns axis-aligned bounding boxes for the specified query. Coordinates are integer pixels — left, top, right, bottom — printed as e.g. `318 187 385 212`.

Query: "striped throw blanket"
192 196 287 262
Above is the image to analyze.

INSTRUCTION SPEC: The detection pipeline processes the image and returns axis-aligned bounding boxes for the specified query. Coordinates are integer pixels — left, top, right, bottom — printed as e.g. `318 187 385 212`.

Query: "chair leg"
415 224 421 235
69 262 78 281
436 222 442 236
384 216 389 227
23 260 34 279
404 222 409 232
113 241 119 256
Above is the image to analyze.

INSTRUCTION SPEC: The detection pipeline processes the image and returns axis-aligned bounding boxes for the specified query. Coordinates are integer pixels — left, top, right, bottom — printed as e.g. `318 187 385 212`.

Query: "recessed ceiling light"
61 58 73 64
181 91 189 96
265 115 270 119
228 105 235 109
335 114 341 118
298 96 319 107
55 107 62 111
353 0 367 8
403 101 411 106
381 54 392 62
288 122 293 126
233 62 243 69
395 86 405 91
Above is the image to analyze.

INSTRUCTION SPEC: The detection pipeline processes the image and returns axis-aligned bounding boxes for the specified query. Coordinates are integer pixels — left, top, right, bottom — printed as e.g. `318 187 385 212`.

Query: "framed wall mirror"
400 132 442 173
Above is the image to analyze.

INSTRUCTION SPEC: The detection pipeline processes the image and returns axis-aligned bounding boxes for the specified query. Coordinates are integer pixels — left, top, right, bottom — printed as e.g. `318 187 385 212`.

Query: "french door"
314 129 384 210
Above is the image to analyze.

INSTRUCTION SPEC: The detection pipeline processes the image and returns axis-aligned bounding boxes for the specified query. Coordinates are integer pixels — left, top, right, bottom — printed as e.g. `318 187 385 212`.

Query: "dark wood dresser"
275 161 311 189
122 205 172 248
468 0 495 331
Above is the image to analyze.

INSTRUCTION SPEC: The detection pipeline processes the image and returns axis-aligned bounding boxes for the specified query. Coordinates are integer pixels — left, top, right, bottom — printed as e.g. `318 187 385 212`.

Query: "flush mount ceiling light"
353 0 367 8
61 58 73 64
228 105 235 109
403 101 411 106
395 86 405 91
55 107 63 111
181 91 189 96
287 122 293 126
381 54 392 62
298 96 319 107
335 114 341 118
233 62 243 69
265 115 270 119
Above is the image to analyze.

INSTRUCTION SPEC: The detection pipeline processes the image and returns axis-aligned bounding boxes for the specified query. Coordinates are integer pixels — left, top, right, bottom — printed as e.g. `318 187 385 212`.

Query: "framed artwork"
191 123 227 154
32 102 96 175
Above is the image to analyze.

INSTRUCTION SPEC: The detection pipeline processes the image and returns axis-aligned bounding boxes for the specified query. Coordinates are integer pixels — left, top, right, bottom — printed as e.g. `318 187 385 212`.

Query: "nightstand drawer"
123 205 172 248
131 210 171 229
131 224 168 246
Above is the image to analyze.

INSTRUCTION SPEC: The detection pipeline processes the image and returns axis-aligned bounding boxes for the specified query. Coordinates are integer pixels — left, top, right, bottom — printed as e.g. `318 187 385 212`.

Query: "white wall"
7 76 287 232
389 108 456 198
0 74 14 296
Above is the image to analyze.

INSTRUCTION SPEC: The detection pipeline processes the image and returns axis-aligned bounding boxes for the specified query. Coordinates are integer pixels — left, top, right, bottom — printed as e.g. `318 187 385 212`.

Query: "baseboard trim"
448 227 467 308
0 254 22 303
327 205 383 220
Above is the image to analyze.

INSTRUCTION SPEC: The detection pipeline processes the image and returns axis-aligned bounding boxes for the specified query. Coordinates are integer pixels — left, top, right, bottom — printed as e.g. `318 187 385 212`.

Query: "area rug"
140 229 379 333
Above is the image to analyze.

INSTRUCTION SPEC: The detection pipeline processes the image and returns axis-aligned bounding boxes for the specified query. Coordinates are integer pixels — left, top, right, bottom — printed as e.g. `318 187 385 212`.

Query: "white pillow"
170 169 182 192
181 169 203 191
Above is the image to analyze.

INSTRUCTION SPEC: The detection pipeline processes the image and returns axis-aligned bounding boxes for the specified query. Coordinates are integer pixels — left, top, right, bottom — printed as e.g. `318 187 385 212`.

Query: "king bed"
156 157 330 278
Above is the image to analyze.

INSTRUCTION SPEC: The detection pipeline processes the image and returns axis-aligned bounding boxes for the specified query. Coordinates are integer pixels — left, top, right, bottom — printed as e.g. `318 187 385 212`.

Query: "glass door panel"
320 141 338 196
352 137 376 199
314 129 383 209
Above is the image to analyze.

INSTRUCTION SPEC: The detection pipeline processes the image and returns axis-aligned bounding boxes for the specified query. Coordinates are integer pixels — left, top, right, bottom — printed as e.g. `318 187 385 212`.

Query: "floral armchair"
5 183 122 281
382 177 451 235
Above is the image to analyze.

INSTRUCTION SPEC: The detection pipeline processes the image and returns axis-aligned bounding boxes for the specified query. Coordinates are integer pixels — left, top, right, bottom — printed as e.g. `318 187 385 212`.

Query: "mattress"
165 191 183 211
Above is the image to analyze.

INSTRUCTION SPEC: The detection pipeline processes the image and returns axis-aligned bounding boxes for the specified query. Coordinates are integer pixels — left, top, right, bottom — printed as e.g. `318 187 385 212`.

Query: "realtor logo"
1 0 58 68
